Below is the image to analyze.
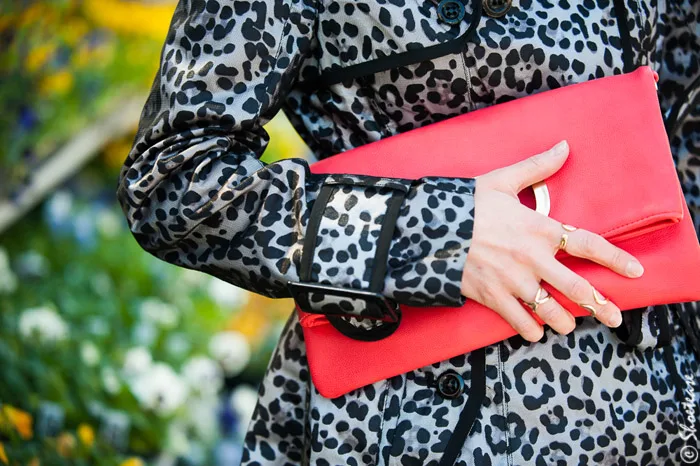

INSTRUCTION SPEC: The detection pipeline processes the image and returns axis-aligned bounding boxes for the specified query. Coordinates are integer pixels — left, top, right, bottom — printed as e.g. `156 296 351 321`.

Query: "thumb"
501 140 569 193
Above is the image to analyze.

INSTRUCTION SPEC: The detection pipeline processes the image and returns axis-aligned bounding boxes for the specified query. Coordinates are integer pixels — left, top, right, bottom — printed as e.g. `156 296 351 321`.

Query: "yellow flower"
227 301 269 345
102 137 136 171
39 70 74 95
25 43 56 73
61 18 89 46
83 0 176 40
119 458 144 466
77 424 95 447
0 442 8 465
27 459 40 466
1 406 33 440
56 432 76 457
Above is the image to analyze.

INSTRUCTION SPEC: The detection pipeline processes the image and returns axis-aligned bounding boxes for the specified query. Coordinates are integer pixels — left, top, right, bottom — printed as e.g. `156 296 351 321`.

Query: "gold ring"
557 233 569 252
593 288 609 305
579 287 608 318
524 286 552 313
556 224 577 253
580 304 597 318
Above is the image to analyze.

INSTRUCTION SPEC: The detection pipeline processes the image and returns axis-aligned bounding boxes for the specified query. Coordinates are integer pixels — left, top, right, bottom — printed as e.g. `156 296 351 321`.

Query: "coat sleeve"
116 0 477 309
656 0 700 225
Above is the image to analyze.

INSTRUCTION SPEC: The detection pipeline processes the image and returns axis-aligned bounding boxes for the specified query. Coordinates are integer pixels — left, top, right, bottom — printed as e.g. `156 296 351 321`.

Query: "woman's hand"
461 140 644 342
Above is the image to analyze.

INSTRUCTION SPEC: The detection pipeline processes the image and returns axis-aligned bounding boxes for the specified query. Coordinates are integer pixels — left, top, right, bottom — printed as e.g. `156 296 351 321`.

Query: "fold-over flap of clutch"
311 66 682 244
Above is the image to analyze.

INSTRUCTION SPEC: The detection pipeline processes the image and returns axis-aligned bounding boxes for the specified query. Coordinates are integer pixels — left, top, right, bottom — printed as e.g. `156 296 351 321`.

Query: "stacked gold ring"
523 286 552 313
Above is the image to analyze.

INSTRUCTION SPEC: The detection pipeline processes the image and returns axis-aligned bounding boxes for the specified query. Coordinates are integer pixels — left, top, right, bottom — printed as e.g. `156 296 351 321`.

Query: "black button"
437 0 466 25
436 371 465 398
483 0 512 18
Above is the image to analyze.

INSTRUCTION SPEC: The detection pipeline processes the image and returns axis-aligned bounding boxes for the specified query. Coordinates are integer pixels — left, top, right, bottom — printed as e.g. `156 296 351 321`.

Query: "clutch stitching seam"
601 210 681 237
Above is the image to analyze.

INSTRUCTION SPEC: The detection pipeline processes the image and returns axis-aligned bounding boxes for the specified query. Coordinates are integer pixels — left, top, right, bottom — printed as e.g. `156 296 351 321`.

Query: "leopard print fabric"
116 0 700 464
244 306 699 465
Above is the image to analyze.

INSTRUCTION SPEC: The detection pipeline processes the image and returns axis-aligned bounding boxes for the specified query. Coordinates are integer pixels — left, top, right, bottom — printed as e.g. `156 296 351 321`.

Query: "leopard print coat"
116 0 700 464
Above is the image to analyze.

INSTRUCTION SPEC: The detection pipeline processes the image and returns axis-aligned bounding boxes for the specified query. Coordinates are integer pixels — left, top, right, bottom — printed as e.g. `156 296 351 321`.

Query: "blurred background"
0 1 310 465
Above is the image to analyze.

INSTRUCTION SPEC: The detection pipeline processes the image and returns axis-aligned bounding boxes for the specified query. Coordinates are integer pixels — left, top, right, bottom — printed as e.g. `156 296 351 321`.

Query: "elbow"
116 167 174 258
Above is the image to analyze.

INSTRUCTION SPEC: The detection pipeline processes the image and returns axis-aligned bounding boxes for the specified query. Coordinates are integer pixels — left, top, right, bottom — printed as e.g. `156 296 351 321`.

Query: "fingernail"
626 260 644 278
550 140 568 156
610 312 623 328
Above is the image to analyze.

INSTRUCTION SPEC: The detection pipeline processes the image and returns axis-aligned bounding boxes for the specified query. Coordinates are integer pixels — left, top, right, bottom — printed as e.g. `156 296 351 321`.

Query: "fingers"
509 274 576 335
536 257 623 327
491 292 545 342
543 220 644 278
494 140 570 194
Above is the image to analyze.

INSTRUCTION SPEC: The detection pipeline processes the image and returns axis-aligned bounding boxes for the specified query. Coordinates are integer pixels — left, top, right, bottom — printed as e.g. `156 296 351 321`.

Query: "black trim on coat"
300 184 335 281
301 0 483 91
438 348 486 466
369 190 407 293
612 0 635 73
326 189 407 341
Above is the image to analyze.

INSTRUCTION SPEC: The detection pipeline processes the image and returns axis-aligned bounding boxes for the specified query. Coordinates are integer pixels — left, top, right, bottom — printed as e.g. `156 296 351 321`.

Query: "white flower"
207 278 249 308
122 347 152 379
101 367 122 395
208 331 251 376
130 363 189 416
0 247 18 294
184 397 219 442
95 209 122 238
180 269 208 288
18 306 69 343
165 422 191 456
230 385 259 437
139 298 179 329
182 356 223 397
81 341 101 367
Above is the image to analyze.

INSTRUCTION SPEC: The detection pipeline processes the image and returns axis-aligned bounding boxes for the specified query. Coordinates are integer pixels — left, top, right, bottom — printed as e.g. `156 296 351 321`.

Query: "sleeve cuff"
296 174 475 317
383 176 476 307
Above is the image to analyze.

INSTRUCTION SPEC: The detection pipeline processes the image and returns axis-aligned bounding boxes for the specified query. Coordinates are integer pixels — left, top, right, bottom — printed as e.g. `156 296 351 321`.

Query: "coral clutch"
297 66 700 398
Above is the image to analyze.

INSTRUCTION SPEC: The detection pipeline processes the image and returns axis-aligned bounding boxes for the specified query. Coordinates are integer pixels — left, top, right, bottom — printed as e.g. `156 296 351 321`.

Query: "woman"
117 0 699 464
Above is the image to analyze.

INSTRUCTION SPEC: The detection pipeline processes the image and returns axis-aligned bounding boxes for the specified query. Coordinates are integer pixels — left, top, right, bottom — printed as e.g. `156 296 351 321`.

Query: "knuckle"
610 247 625 268
510 313 531 332
578 233 596 256
528 155 544 170
600 302 621 318
533 217 552 238
569 277 591 302
537 302 559 322
477 283 498 305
